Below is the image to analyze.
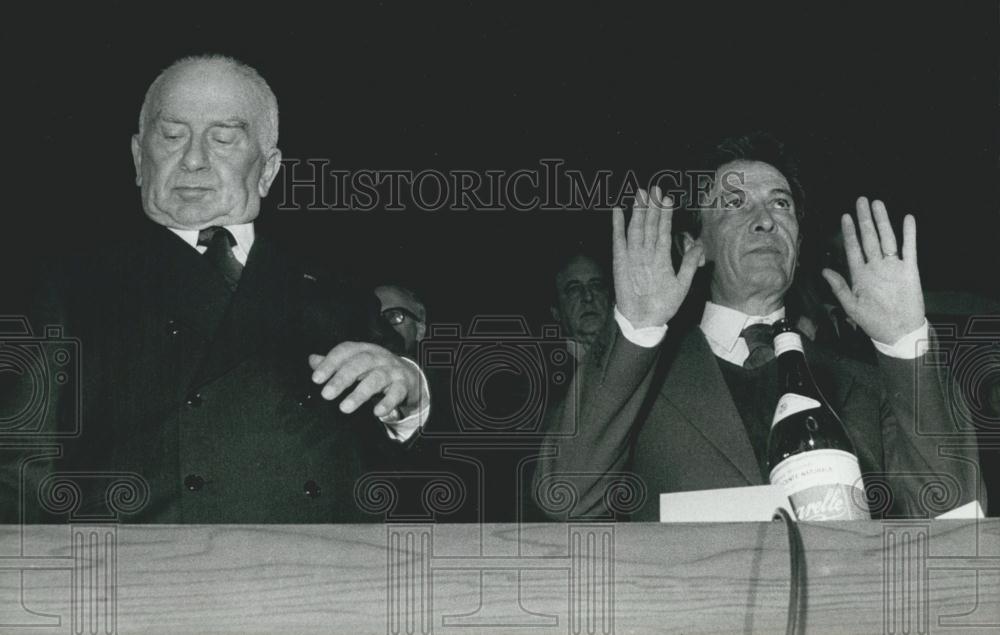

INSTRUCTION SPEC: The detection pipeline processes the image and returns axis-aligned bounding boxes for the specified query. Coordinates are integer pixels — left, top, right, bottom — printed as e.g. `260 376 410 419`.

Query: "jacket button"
165 319 181 336
184 474 205 491
304 480 321 498
186 393 203 408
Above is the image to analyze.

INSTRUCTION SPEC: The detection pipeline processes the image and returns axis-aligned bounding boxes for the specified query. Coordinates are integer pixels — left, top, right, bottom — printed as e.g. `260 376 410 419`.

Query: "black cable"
773 507 806 635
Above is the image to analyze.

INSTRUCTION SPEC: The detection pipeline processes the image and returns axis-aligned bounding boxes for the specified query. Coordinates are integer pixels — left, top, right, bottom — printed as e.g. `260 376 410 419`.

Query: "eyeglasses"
382 306 423 326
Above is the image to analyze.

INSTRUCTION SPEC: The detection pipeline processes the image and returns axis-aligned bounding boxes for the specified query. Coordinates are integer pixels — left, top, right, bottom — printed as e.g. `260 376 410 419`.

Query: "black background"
3 2 997 327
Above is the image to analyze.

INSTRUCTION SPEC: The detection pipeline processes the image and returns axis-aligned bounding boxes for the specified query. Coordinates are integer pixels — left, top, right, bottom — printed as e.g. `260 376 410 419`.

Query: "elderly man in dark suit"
0 55 428 523
533 133 983 521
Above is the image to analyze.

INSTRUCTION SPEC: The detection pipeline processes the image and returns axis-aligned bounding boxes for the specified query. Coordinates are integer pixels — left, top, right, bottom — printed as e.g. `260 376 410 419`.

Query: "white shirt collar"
167 223 255 265
700 301 785 364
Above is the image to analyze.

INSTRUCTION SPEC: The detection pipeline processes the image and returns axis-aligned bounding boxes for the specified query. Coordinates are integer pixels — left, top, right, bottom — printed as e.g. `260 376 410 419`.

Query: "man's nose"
749 204 776 233
180 135 209 171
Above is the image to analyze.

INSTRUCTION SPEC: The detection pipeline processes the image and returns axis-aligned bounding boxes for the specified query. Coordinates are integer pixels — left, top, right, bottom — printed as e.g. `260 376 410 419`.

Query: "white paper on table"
659 485 793 523
658 485 986 523
934 500 985 519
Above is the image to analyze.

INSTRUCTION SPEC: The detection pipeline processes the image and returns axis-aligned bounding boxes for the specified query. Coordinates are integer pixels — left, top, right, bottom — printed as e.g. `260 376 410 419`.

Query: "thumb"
821 268 857 313
676 243 703 291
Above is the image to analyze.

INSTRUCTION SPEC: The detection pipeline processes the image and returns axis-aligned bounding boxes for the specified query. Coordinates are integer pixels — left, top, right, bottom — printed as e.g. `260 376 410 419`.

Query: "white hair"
137 54 279 151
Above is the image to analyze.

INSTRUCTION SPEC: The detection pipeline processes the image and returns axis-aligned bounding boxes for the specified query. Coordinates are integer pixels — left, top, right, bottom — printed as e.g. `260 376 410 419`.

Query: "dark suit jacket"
1 223 407 523
533 322 984 521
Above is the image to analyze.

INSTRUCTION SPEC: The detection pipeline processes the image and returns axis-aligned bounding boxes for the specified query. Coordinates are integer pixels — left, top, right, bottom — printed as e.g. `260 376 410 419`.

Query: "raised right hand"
612 186 703 328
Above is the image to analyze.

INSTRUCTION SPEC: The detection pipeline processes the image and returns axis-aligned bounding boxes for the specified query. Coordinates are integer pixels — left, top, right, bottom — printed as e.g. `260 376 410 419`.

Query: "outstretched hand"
613 186 703 329
821 197 925 346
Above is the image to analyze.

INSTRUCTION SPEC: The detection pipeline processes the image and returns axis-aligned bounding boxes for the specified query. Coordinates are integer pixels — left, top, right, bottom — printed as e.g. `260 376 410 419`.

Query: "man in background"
375 284 427 358
551 253 612 361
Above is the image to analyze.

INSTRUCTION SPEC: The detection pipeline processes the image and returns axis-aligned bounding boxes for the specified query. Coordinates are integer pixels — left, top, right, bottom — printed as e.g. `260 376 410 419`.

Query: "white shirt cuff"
378 357 430 442
871 319 930 359
614 306 668 348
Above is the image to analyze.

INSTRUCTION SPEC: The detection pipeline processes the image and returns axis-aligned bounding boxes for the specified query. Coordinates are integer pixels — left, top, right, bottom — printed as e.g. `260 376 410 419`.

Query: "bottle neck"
774 331 820 399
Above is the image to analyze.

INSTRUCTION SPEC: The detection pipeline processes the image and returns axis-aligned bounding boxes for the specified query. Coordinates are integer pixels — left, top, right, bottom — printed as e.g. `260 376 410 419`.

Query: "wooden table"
1 520 997 634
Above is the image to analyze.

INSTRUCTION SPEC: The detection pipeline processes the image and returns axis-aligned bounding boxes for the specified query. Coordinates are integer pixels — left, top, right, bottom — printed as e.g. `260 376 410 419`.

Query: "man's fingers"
374 382 408 417
870 199 898 257
612 207 626 262
644 188 660 248
656 193 674 245
854 196 882 263
319 352 375 400
311 342 366 383
840 213 865 272
339 368 390 414
902 214 918 264
821 268 857 314
627 197 646 250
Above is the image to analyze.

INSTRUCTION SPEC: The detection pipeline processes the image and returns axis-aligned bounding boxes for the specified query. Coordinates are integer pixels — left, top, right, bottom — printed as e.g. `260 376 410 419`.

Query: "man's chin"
145 202 258 229
739 269 793 295
573 316 607 334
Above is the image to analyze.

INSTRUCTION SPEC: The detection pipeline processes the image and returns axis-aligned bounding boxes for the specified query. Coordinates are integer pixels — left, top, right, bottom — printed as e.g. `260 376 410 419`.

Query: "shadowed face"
694 160 800 306
375 285 426 356
553 255 611 344
131 60 282 229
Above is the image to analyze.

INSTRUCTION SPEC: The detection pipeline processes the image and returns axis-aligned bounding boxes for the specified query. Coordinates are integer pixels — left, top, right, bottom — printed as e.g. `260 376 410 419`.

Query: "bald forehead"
146 61 267 140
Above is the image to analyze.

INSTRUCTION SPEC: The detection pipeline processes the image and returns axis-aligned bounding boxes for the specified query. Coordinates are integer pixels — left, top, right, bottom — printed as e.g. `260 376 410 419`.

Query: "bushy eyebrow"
770 187 793 198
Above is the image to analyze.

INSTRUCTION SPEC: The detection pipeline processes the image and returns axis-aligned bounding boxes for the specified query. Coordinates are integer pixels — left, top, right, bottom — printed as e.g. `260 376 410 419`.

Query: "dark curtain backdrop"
4 2 998 329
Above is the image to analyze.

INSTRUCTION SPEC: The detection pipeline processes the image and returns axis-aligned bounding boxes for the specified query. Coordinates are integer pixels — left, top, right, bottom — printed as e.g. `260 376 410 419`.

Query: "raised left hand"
821 196 925 346
308 342 421 417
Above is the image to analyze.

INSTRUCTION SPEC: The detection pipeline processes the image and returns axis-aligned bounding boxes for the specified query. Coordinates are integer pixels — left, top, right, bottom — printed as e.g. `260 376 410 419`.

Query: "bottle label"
774 332 804 356
771 393 821 428
769 449 870 521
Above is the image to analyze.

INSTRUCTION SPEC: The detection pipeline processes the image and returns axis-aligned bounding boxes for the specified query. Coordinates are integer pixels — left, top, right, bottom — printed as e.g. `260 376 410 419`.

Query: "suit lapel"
803 339 858 415
189 235 291 391
659 330 762 485
152 226 235 342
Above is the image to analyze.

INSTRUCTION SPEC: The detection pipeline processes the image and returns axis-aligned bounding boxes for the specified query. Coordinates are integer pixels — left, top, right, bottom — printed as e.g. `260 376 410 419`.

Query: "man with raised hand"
534 132 982 521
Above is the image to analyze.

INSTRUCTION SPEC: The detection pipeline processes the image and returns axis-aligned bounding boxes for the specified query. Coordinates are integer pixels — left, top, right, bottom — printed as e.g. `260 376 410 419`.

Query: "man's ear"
550 306 560 322
682 232 707 267
415 321 427 342
131 134 142 186
258 147 283 197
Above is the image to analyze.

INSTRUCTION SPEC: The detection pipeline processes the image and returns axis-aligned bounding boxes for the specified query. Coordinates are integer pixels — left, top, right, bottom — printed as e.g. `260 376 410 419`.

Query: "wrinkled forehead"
147 62 265 133
557 257 607 286
712 160 791 196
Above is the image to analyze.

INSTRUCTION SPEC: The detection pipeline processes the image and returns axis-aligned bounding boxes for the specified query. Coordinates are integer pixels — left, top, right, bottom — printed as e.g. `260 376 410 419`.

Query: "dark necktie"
741 323 775 370
197 226 243 291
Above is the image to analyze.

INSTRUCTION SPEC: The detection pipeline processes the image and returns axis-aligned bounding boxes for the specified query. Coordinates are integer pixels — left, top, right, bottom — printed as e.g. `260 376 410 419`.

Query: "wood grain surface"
1 520 997 634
